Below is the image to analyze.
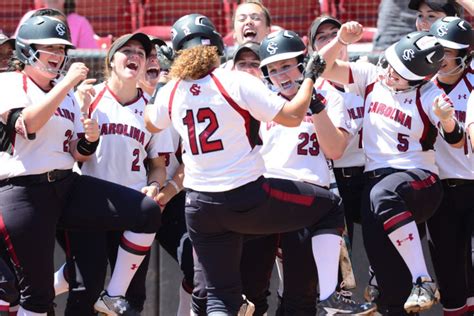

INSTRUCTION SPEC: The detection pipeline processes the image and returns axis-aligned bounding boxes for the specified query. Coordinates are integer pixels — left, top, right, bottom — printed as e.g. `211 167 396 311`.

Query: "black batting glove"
309 88 326 115
303 52 326 82
157 45 175 71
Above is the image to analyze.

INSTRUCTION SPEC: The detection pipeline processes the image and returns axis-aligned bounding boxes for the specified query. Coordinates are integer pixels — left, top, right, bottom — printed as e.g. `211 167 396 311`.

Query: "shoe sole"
323 305 378 315
94 300 118 316
404 290 440 314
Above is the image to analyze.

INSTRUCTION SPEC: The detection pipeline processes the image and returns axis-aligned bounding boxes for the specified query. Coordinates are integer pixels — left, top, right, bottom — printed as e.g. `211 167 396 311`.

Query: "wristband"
77 137 99 156
167 179 181 193
337 35 350 46
147 180 161 188
440 119 464 144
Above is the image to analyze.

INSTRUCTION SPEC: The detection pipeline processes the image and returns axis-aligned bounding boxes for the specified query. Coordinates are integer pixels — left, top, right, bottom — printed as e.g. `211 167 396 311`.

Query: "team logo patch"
266 41 278 55
190 84 201 96
402 49 415 61
56 23 66 36
437 25 448 37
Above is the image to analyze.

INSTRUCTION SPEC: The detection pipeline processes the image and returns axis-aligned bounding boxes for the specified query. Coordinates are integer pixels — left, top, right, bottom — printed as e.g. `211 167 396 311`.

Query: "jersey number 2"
182 108 224 155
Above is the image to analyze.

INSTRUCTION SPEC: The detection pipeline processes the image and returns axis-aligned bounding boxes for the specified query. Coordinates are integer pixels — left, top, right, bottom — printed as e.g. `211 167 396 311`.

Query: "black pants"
0 172 160 313
361 168 442 315
186 177 344 315
427 180 474 311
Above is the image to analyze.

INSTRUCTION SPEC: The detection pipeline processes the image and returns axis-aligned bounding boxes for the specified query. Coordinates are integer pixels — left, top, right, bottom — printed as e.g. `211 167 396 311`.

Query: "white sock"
312 234 341 300
17 306 46 316
54 262 69 296
275 248 284 298
107 231 155 296
176 282 192 316
387 220 429 282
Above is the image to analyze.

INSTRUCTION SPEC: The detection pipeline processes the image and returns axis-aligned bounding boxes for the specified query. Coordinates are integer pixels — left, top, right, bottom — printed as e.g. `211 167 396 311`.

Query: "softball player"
428 17 474 316
145 13 375 316
259 30 376 316
409 0 464 32
139 37 195 316
0 16 161 316
59 32 173 315
320 21 464 315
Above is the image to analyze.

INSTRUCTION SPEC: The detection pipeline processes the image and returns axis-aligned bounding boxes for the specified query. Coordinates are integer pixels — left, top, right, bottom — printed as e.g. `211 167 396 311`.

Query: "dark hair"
233 0 272 28
63 0 76 16
31 8 67 20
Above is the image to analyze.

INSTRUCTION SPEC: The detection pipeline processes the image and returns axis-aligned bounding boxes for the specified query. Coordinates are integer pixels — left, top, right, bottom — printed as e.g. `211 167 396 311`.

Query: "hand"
156 191 173 213
76 78 97 115
338 21 364 45
304 52 326 82
81 117 99 142
141 185 160 202
433 94 455 121
157 46 175 71
309 89 326 115
63 62 89 88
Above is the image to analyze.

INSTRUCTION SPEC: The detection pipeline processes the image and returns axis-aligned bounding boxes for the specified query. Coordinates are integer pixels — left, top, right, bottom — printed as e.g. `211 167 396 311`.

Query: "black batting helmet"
171 14 224 55
15 16 74 65
259 30 306 79
430 17 472 49
385 31 444 81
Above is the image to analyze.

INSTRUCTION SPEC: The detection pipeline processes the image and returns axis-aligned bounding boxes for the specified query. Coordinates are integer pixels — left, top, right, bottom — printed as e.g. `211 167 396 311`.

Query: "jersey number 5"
182 108 224 155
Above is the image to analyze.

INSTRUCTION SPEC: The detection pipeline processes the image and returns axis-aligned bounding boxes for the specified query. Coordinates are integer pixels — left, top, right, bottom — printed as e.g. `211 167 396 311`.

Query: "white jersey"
80 83 174 191
260 89 348 188
146 68 286 192
0 72 82 179
317 78 365 168
433 71 474 180
349 62 444 174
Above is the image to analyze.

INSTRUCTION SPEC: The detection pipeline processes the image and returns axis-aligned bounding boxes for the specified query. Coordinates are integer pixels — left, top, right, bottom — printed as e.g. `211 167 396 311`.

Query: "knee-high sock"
385 213 429 282
17 306 46 316
177 281 192 316
107 231 155 296
312 234 342 300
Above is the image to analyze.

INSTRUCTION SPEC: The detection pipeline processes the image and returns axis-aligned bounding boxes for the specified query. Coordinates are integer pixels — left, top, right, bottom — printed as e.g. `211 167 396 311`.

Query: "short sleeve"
324 89 353 135
146 83 173 130
146 127 175 159
347 62 378 98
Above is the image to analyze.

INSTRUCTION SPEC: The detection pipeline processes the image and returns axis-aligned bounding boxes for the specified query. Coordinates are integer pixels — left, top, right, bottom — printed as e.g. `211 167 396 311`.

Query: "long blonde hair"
169 46 220 80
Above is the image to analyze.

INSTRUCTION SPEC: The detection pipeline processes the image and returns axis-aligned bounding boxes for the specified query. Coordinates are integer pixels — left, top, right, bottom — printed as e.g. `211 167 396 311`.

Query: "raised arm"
319 21 364 85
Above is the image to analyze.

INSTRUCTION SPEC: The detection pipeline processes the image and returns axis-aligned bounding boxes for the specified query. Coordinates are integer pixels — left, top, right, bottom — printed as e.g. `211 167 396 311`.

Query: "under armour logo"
113 300 127 313
458 94 467 100
396 233 414 246
134 109 143 116
404 98 413 104
190 84 201 96
56 23 66 36
437 25 448 37
131 264 138 270
266 41 278 55
402 49 415 61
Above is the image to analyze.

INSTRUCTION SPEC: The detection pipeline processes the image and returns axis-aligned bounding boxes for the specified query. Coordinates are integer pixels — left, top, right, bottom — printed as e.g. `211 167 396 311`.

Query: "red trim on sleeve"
415 87 431 144
383 211 412 231
168 80 181 119
88 85 107 118
209 73 256 148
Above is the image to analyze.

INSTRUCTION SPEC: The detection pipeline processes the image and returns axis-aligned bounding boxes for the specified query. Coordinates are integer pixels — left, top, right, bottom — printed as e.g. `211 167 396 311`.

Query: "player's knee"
139 196 162 233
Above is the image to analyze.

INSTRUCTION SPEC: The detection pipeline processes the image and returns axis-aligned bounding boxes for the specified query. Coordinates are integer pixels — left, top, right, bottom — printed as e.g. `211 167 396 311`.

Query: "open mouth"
146 67 160 80
48 60 59 68
243 29 257 40
126 61 139 71
280 80 294 90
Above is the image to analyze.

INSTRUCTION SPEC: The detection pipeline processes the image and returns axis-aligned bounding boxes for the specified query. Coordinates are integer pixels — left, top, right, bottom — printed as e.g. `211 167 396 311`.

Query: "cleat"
94 291 140 316
317 291 377 315
404 276 440 313
238 295 255 316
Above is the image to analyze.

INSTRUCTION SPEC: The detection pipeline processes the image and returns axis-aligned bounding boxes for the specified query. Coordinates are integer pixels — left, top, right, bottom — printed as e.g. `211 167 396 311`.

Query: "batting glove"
303 52 326 82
